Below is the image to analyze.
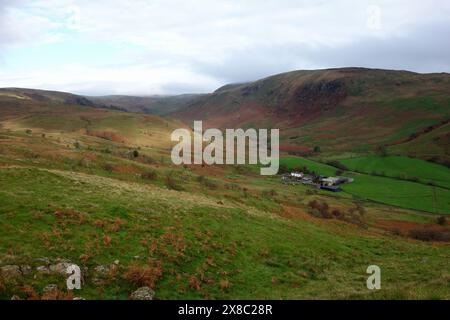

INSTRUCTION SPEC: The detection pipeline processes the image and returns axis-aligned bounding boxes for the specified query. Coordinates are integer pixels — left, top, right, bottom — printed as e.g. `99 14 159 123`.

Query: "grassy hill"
174 68 450 164
1 166 448 299
340 156 450 189
0 75 449 300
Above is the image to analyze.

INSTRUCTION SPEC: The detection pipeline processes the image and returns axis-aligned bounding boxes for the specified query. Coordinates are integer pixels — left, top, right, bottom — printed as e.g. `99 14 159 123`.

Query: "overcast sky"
0 0 449 95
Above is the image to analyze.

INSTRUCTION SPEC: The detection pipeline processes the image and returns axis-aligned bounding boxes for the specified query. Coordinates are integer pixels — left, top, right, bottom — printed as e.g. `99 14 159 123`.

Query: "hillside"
0 72 449 300
174 68 450 163
0 88 95 107
0 88 184 151
88 94 204 116
4 68 448 163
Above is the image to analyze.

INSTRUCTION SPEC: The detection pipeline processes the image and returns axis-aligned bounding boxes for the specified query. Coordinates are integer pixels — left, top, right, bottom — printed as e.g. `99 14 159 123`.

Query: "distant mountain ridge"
0 87 95 107
88 94 205 115
1 67 449 163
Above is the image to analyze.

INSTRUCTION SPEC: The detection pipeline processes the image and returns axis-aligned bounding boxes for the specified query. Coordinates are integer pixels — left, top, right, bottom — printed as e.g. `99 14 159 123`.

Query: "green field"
340 156 450 189
280 156 450 214
342 173 450 214
280 157 337 176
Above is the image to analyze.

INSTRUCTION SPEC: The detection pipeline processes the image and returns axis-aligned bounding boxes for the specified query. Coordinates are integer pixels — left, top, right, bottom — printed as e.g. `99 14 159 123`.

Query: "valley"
0 68 449 300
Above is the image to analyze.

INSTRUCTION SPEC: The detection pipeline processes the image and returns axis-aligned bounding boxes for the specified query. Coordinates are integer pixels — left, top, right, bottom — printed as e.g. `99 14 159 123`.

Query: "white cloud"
0 62 221 95
1 0 449 94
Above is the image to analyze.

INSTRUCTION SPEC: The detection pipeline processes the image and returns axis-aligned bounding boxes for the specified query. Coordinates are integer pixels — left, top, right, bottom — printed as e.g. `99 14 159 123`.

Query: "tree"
313 146 321 153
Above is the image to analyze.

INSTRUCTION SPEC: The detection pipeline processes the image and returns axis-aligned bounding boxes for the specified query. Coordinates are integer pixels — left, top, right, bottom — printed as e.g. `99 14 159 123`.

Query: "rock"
35 257 51 265
113 260 120 265
130 287 155 300
94 265 110 275
11 295 21 300
43 284 58 294
0 265 22 281
49 262 71 275
20 265 32 276
36 266 50 274
73 297 85 300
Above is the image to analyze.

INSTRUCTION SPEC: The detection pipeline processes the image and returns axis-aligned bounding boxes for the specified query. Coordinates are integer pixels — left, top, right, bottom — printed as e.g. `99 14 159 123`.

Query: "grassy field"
342 173 450 214
340 156 450 189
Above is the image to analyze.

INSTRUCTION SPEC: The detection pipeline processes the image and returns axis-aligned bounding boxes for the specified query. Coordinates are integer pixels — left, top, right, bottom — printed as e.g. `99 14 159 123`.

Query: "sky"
0 0 449 96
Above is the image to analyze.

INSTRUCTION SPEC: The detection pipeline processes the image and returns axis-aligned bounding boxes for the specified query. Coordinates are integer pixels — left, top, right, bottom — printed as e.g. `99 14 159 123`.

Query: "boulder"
49 262 71 275
130 287 155 300
36 266 50 274
20 265 32 276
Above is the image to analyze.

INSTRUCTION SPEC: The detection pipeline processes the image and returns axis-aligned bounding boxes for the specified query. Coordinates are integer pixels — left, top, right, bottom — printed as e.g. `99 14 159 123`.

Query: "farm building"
282 171 353 192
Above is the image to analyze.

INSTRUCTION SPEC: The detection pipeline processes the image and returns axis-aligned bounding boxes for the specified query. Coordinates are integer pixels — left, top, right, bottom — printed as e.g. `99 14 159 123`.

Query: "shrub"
436 216 447 226
331 209 344 219
132 150 139 158
142 155 156 164
409 229 450 242
141 170 158 181
225 183 240 191
326 160 348 171
233 165 247 175
307 200 366 226
77 158 90 168
197 175 218 189
278 164 290 174
25 129 32 135
124 262 163 289
204 178 218 190
166 174 184 191
307 200 332 219
376 145 388 157
103 163 114 173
